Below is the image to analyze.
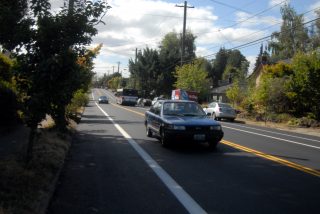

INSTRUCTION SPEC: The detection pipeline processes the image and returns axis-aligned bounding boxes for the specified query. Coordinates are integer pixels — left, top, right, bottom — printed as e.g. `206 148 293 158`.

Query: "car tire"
229 118 235 122
208 141 218 151
146 127 153 137
160 129 170 147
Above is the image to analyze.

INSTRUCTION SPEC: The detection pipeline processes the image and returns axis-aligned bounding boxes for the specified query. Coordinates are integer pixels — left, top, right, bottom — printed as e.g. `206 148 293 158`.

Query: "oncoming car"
98 96 109 104
145 100 224 149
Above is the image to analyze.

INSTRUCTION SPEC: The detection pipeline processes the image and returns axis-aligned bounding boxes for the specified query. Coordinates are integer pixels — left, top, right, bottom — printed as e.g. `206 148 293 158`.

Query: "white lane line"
223 125 320 150
94 102 206 214
221 122 320 143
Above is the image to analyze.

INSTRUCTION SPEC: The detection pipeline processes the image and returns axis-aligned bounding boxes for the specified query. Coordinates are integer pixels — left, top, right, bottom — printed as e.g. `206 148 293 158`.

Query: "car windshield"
100 96 107 99
163 102 205 116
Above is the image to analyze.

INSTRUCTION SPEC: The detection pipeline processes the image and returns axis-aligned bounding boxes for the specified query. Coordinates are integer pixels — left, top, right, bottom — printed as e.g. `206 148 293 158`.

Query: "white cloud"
247 55 257 75
49 0 280 77
235 12 281 28
269 0 290 7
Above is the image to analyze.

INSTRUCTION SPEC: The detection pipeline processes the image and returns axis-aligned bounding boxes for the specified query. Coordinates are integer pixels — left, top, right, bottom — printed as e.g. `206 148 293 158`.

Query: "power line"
201 6 320 53
161 16 320 71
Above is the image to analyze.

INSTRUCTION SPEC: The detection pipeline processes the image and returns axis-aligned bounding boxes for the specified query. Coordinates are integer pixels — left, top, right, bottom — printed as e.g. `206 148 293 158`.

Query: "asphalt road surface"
48 88 320 214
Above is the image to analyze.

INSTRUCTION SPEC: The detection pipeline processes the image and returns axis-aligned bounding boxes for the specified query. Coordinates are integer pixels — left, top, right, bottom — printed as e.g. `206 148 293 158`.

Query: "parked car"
98 96 109 104
145 100 224 149
136 98 152 107
203 102 236 121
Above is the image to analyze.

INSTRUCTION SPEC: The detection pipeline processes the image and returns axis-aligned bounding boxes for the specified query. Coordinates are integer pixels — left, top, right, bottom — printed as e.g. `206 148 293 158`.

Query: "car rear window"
218 103 232 108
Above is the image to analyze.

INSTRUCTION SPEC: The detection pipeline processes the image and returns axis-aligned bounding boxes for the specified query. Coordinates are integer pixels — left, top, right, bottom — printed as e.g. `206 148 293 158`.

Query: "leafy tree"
0 53 19 127
210 47 228 86
108 76 121 90
226 80 242 107
288 52 320 120
0 0 32 51
210 48 248 85
268 4 309 61
181 29 197 63
129 47 160 96
174 60 210 99
253 44 271 73
0 0 110 161
157 31 197 96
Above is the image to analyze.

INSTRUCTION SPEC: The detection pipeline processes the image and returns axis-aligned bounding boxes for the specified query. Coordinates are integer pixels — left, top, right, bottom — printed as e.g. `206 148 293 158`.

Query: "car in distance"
203 102 236 121
145 100 224 149
98 96 109 104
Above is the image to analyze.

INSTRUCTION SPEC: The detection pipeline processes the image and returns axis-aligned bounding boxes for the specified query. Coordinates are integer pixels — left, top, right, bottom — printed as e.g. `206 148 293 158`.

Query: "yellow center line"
105 96 320 178
221 140 320 177
110 103 145 116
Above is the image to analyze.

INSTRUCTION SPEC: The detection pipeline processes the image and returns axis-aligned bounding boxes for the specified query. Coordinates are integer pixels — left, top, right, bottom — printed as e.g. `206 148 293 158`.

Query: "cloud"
269 0 290 7
48 0 279 77
235 12 281 28
247 55 257 75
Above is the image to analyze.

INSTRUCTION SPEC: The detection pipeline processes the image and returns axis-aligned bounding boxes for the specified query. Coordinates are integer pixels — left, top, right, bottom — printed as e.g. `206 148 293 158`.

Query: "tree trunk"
26 125 37 164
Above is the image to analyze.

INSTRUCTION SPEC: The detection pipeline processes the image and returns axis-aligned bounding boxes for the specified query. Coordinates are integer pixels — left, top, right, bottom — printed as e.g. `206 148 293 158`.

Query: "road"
48 88 320 214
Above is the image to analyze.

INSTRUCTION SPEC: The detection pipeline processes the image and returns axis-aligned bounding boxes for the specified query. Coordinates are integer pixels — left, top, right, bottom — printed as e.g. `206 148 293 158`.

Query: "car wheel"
229 118 235 122
160 129 170 147
146 126 153 137
208 141 218 151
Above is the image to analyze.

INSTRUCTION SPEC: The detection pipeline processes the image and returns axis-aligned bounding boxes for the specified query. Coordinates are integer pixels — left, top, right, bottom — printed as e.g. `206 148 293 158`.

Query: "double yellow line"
102 97 320 178
222 140 320 177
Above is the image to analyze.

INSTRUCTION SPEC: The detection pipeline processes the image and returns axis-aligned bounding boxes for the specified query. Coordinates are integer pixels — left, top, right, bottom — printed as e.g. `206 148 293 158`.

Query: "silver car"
203 102 236 122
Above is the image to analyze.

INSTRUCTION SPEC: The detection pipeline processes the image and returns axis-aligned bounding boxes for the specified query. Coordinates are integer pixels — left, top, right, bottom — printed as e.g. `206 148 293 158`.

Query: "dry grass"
0 129 71 214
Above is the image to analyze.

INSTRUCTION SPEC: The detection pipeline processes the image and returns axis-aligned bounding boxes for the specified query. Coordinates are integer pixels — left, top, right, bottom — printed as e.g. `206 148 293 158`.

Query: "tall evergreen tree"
268 4 309 61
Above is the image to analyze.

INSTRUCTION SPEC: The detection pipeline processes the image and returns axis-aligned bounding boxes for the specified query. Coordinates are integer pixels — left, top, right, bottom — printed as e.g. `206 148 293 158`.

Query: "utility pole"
135 48 138 63
68 0 74 14
176 1 194 65
117 61 120 74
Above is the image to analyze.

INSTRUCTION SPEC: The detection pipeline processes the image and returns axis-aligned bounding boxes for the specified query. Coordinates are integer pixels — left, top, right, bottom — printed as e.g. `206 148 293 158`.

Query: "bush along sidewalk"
0 128 71 214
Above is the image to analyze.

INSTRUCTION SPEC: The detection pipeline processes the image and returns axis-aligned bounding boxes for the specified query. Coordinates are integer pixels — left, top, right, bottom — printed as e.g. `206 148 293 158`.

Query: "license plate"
194 134 205 141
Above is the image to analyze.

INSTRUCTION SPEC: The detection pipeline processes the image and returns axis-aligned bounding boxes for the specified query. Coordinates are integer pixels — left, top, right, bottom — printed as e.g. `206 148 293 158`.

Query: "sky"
51 0 320 77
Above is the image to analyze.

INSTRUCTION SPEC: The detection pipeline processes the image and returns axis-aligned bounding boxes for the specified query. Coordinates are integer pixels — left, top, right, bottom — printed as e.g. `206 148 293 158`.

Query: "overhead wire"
161 16 320 71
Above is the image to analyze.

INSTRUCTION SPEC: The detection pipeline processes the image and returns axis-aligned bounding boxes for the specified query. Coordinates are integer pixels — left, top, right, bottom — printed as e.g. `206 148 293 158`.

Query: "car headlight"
173 125 186 130
164 124 186 130
210 125 221 131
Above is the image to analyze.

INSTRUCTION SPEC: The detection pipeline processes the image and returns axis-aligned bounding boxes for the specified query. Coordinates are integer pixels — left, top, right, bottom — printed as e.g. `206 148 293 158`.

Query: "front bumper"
164 128 224 143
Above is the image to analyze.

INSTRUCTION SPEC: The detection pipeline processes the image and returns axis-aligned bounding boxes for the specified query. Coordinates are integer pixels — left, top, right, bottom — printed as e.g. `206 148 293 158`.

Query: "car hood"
163 115 220 126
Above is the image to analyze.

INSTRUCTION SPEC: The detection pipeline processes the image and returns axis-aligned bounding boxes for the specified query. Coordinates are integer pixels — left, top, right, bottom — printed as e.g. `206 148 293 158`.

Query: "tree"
268 4 309 61
129 47 160 96
210 48 228 86
157 31 197 96
0 0 110 161
174 60 210 99
226 80 241 107
288 52 320 120
108 76 121 90
0 0 32 51
210 48 249 85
